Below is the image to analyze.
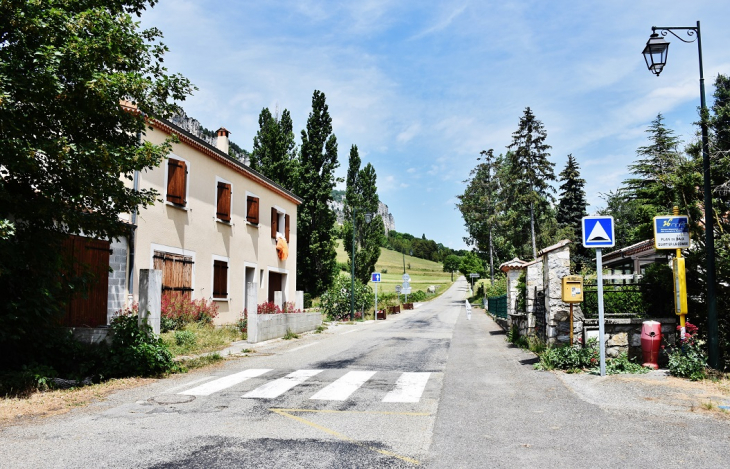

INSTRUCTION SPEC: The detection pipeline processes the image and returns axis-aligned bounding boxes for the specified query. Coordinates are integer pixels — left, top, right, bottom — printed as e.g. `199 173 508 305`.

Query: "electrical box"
561 275 584 303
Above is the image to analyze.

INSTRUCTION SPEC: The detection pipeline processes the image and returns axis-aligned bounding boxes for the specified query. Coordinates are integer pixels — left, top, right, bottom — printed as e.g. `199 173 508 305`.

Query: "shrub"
477 276 507 298
516 271 527 312
604 353 649 375
303 293 313 309
258 302 281 314
408 290 427 302
105 314 176 378
336 261 349 272
174 330 197 348
161 293 219 331
535 339 599 371
382 268 388 274
237 310 247 333
667 322 707 381
320 274 373 321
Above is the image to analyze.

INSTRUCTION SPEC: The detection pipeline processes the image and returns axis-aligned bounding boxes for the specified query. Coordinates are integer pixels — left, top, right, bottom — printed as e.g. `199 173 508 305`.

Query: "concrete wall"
505 269 522 316
126 124 300 325
252 312 323 343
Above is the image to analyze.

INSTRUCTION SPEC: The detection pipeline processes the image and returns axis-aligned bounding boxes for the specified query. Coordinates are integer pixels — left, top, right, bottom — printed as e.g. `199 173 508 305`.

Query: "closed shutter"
153 251 194 298
216 182 231 221
271 207 277 239
246 196 259 224
167 159 187 205
285 214 290 243
213 260 228 298
62 235 111 327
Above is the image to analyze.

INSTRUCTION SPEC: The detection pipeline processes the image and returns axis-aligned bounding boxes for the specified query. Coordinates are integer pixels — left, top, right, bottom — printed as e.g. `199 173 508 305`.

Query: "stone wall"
505 269 522 317
251 312 323 343
107 237 128 323
583 317 676 361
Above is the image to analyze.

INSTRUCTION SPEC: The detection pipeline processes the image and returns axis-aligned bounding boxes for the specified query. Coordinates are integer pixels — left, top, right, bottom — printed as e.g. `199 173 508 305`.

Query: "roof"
500 258 528 272
602 239 655 263
149 115 303 205
537 239 571 257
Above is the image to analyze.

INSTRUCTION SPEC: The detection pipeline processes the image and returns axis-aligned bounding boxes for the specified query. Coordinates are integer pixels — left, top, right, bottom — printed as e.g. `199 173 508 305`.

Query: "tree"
556 154 589 271
458 252 484 278
0 1 194 361
295 90 340 296
250 107 299 190
506 107 556 258
343 145 385 284
443 255 461 281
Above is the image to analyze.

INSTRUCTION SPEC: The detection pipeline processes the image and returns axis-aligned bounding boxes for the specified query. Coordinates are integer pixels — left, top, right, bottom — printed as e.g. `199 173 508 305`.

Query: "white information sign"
653 215 690 249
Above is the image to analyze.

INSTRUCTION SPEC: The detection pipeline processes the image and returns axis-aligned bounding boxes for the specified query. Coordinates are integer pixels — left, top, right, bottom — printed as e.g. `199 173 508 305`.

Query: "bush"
237 310 247 333
477 276 507 298
382 268 388 274
336 261 349 272
105 314 177 378
174 330 197 348
303 293 313 309
535 339 599 371
408 290 427 302
256 301 303 315
667 322 707 380
161 293 219 331
604 353 649 375
320 274 373 321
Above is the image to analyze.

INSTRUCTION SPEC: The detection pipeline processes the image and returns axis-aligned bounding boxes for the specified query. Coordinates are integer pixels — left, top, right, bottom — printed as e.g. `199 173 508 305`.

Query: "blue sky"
141 1 730 250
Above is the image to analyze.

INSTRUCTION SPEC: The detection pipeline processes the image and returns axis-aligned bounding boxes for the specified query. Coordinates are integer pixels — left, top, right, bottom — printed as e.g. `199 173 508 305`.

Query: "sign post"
582 216 615 377
401 273 411 303
653 207 690 339
469 273 480 292
371 272 381 318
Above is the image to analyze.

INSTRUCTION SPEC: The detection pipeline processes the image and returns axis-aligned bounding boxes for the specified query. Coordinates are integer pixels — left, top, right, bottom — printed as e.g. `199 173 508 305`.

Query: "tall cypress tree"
556 154 587 233
506 107 556 258
296 90 340 296
343 145 384 284
250 107 299 190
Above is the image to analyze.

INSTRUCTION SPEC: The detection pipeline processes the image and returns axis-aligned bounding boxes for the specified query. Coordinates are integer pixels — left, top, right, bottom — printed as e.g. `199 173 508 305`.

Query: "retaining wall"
252 312 323 342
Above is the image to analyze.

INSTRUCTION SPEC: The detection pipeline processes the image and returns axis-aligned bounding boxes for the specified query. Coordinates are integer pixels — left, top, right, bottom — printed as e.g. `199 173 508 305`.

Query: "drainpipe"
127 130 141 301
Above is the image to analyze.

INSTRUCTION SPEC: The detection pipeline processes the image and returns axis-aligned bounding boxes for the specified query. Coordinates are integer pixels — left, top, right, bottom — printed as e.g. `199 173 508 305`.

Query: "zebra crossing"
177 368 432 403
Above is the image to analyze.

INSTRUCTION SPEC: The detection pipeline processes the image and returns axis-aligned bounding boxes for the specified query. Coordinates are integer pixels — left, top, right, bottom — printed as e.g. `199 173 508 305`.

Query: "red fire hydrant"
641 321 662 369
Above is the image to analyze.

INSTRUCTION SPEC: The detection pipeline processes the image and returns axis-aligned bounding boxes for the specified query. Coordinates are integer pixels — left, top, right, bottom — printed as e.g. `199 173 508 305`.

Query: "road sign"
582 216 615 248
372 272 381 283
654 215 690 249
402 288 412 295
395 285 402 293
469 273 480 278
402 273 411 282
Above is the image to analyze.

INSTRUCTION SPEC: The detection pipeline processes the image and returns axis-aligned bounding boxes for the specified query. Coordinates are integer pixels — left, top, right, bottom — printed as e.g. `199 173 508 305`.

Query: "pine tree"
343 145 384 284
295 90 340 296
250 107 299 190
556 154 587 233
506 107 556 258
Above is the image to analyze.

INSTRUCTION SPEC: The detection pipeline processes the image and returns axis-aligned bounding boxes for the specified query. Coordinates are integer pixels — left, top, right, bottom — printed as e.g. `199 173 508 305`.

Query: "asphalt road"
2 277 730 468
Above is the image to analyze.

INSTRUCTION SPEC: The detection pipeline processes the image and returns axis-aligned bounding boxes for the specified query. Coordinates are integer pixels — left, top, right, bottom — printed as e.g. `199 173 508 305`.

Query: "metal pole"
597 248 606 377
350 210 356 321
570 303 574 345
696 21 719 369
375 282 378 320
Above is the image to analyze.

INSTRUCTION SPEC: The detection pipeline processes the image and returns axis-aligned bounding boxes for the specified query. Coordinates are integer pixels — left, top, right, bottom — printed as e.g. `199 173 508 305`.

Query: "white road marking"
179 369 272 396
382 372 431 403
166 376 217 394
310 371 377 401
287 342 318 353
243 369 322 399
340 328 361 335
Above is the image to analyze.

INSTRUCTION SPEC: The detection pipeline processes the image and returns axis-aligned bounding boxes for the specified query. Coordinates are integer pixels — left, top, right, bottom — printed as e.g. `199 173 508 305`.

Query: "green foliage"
0 0 194 365
557 155 590 271
174 330 197 348
443 255 461 280
320 274 373 321
458 252 484 278
408 290 427 302
603 353 650 375
640 263 674 316
250 107 299 190
105 314 176 378
535 339 599 371
515 271 527 313
160 293 219 332
283 328 299 340
667 323 707 380
296 90 340 296
476 276 507 298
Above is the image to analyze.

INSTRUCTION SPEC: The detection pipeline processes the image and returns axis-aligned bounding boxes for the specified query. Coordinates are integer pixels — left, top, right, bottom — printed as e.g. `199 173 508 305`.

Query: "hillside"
335 241 453 296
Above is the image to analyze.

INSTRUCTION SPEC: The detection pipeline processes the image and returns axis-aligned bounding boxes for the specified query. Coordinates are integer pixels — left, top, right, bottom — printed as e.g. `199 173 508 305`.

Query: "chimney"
215 127 230 154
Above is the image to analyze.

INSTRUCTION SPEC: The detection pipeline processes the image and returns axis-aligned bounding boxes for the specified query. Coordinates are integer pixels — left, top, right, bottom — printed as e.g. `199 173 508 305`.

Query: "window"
213 259 229 300
153 251 194 298
166 157 188 206
271 207 290 242
246 195 259 224
216 179 232 222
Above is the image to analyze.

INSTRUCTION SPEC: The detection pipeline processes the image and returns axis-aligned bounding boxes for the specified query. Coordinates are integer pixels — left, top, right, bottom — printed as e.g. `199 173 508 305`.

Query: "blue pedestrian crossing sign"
372 272 381 283
582 216 615 248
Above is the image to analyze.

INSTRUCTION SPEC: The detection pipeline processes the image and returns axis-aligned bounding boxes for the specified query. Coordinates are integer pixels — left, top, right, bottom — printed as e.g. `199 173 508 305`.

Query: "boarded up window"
62 235 111 327
285 214 290 243
246 196 259 224
166 158 187 205
216 182 231 221
213 260 228 299
153 251 193 298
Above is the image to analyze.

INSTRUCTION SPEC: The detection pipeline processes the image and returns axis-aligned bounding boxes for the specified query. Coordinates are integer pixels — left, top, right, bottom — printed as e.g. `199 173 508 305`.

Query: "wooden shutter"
246 196 259 224
271 207 277 239
154 251 194 298
166 159 187 205
285 214 290 243
62 235 111 327
216 182 231 221
213 260 228 298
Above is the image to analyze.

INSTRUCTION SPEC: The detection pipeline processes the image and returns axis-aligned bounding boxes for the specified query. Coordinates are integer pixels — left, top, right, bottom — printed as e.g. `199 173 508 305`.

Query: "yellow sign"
561 275 584 303
673 258 688 315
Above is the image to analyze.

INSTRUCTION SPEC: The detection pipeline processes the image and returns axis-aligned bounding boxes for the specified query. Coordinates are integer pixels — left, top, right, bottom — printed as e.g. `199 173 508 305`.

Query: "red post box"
641 321 662 369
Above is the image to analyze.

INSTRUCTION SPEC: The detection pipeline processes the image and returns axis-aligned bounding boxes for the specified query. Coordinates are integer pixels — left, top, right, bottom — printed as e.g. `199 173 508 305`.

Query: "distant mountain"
170 113 251 164
329 191 395 234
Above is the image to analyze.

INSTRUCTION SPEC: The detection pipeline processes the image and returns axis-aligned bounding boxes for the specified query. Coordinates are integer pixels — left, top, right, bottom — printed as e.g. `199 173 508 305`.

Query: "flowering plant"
160 292 219 332
667 321 707 380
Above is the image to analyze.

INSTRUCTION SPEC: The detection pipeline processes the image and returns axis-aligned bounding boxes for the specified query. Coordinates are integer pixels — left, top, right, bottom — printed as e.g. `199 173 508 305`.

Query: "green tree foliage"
250 107 299 190
342 145 385 284
458 252 485 278
557 154 590 271
505 107 557 258
0 0 194 366
443 254 461 281
295 90 340 296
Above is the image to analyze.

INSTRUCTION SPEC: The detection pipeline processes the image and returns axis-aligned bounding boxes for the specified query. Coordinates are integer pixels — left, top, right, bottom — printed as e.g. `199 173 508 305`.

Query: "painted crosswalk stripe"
382 372 431 403
179 369 272 396
310 371 377 401
243 369 322 399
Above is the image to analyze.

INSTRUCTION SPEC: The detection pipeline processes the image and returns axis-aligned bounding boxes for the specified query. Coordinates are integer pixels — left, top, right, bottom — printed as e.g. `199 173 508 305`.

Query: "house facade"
115 117 302 325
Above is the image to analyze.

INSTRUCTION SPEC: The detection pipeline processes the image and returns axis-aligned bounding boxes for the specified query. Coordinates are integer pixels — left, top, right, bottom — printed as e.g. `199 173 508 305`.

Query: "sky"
140 0 730 251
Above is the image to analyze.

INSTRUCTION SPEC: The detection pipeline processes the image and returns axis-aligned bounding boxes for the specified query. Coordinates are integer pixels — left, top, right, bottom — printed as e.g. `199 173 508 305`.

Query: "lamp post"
642 21 719 368
350 209 373 321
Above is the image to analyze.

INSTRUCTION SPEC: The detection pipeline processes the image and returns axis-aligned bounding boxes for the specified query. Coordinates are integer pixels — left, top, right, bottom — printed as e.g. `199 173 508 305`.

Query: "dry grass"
0 378 154 427
160 323 244 356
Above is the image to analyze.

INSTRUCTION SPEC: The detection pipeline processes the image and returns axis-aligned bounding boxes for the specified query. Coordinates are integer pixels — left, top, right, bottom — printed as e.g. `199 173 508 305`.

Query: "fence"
488 294 508 319
582 282 646 318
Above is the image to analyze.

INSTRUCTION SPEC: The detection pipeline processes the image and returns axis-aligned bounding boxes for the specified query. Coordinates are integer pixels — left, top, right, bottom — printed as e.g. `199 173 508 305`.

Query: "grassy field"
335 241 454 296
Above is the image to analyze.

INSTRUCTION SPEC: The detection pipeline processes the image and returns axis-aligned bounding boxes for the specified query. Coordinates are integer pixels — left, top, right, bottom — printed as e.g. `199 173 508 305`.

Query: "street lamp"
350 209 373 321
642 21 719 368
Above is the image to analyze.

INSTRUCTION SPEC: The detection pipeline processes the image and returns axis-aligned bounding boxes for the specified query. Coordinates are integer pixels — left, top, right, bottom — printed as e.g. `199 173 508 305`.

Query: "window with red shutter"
216 181 231 222
285 214 290 243
213 259 228 299
271 207 277 239
246 196 259 224
166 158 187 206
